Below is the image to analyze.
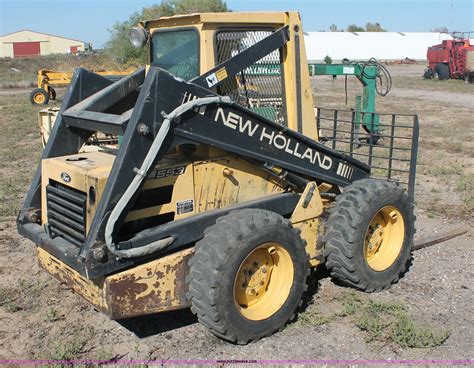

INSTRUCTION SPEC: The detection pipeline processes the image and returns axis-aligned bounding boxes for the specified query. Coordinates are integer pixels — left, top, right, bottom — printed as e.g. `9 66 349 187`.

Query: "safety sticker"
206 73 218 87
206 67 228 87
215 67 228 81
177 199 194 215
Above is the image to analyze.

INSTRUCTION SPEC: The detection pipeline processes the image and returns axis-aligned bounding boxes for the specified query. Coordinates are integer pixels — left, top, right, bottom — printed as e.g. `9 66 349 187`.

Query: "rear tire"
323 179 414 292
186 209 308 344
436 63 450 80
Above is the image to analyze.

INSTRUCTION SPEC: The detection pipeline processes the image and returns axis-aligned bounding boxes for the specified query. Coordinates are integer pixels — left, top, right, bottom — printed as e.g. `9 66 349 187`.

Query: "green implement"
308 59 392 135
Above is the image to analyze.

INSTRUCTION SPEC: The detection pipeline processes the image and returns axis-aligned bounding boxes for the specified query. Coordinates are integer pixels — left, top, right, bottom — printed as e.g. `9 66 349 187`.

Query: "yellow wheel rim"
364 205 405 271
33 92 45 104
234 242 294 321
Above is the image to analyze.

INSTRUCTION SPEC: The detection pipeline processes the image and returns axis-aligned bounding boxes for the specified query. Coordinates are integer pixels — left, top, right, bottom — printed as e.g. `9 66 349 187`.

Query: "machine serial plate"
176 199 194 215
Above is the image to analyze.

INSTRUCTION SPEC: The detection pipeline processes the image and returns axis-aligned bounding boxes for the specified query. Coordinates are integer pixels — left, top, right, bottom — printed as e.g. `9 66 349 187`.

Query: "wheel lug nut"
261 267 267 273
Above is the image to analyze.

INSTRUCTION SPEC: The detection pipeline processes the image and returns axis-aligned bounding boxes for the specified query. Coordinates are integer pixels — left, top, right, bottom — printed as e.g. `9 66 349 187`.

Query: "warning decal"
206 67 228 87
206 73 218 87
215 67 228 81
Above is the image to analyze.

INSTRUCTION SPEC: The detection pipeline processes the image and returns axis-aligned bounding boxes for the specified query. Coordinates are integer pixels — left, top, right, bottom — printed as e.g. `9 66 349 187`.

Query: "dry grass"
0 53 126 89
392 76 474 93
313 73 474 222
292 292 450 349
0 94 52 221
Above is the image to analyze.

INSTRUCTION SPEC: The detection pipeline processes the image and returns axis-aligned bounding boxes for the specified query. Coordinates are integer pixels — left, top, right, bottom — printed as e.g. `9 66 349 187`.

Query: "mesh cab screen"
216 30 286 125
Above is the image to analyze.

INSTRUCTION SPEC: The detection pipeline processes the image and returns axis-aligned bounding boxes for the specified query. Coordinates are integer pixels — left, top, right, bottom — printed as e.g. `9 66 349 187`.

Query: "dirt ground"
0 63 473 366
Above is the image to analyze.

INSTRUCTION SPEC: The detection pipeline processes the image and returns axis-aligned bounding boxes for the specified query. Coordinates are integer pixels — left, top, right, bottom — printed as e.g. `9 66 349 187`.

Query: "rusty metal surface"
37 246 194 319
104 248 194 319
37 247 107 311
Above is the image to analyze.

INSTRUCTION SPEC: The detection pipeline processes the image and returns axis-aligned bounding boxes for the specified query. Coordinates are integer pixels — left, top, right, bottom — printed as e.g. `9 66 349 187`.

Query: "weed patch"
352 297 450 348
295 309 334 327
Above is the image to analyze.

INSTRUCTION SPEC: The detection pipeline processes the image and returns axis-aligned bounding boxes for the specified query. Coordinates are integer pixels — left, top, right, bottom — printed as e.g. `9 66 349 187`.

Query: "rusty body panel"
104 248 193 319
37 247 107 310
290 182 324 265
37 246 194 319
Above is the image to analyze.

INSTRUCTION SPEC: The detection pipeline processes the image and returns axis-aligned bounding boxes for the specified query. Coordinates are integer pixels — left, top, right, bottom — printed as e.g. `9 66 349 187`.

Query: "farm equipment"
424 31 474 82
308 59 392 135
30 68 136 105
17 12 419 344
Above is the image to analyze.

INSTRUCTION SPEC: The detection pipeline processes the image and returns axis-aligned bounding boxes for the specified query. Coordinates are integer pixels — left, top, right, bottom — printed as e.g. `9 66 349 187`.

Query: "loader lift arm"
18 27 370 279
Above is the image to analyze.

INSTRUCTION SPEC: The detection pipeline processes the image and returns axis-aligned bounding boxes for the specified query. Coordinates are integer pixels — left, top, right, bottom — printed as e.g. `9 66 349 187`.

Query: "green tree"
346 24 365 32
105 0 228 63
346 22 387 32
365 22 387 32
324 55 333 64
329 23 339 32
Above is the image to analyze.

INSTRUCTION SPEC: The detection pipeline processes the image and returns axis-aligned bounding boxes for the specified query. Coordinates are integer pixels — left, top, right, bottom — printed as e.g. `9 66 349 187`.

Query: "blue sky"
1 0 472 48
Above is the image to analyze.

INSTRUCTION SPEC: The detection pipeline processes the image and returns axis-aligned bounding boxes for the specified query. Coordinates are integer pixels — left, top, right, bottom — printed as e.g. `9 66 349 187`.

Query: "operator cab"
129 12 318 140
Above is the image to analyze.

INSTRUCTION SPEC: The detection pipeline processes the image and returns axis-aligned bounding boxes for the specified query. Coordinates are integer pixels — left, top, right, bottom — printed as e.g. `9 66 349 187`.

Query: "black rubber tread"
49 88 57 100
323 178 414 292
436 63 450 80
29 88 49 105
423 68 434 79
186 209 309 344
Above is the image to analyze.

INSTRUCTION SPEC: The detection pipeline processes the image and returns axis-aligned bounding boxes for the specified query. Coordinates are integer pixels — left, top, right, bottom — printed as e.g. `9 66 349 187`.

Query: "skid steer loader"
17 12 419 344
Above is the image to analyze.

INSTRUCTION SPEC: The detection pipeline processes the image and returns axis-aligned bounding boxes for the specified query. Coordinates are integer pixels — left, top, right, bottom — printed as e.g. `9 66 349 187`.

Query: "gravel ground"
0 63 473 365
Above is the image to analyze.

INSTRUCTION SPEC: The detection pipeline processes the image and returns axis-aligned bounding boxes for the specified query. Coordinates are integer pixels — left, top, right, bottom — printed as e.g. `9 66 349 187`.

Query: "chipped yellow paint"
290 182 324 264
37 247 107 310
37 246 193 319
193 156 286 212
293 219 320 265
104 248 193 319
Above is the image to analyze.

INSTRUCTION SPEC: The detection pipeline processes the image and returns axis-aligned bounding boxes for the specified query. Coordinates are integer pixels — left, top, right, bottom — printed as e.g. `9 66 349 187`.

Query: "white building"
303 32 455 61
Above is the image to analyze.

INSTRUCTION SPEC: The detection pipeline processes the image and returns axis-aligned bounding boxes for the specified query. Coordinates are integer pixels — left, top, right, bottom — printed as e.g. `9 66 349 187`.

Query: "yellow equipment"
30 68 136 105
18 12 419 344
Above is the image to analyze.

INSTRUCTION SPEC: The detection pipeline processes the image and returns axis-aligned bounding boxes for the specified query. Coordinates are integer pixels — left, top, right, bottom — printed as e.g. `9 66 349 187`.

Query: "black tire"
186 209 308 344
49 88 57 100
423 67 434 79
30 88 49 105
323 179 414 292
436 63 450 80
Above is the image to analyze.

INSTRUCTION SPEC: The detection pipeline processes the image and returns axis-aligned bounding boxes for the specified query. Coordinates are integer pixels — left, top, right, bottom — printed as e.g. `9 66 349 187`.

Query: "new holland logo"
60 172 71 183
336 162 353 180
214 108 334 171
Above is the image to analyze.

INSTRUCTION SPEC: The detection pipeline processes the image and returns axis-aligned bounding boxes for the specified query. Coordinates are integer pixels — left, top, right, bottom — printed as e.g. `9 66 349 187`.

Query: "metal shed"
0 30 86 58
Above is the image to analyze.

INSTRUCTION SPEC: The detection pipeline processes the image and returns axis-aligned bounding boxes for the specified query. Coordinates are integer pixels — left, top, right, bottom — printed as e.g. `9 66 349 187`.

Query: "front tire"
323 179 414 292
186 209 309 344
30 88 49 105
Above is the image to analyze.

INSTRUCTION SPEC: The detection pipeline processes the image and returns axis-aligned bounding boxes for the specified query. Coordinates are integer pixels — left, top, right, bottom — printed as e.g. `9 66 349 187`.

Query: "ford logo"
61 172 71 183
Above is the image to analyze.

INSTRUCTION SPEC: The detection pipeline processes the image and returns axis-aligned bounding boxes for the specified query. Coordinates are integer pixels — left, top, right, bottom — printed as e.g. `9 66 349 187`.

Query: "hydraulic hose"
104 95 233 259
